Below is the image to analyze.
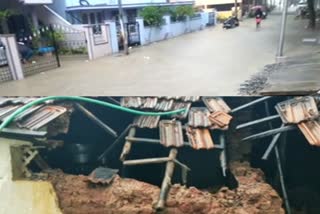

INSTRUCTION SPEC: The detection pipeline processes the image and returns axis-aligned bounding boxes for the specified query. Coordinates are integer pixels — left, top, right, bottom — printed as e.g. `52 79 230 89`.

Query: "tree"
139 7 165 27
175 5 195 21
307 0 316 29
0 9 16 34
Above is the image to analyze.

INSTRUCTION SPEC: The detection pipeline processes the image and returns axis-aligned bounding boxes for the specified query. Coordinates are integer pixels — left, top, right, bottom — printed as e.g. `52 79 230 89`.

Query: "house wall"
49 0 67 19
196 0 242 6
66 0 166 7
140 12 210 45
0 138 62 214
35 5 72 26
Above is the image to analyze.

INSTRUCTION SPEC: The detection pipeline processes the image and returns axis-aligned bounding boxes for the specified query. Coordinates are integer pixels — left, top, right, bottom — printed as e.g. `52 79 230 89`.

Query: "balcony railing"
20 0 53 4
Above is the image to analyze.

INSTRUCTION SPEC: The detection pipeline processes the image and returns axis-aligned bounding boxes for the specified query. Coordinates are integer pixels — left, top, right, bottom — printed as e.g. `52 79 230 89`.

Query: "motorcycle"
223 16 240 29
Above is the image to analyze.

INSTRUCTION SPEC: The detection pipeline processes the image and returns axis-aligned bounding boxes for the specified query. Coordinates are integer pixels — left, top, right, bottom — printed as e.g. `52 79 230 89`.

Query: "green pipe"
0 96 186 131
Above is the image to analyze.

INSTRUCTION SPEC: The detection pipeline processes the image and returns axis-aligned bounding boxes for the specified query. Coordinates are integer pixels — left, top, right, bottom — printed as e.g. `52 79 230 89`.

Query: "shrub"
170 5 196 22
175 5 195 21
139 7 165 27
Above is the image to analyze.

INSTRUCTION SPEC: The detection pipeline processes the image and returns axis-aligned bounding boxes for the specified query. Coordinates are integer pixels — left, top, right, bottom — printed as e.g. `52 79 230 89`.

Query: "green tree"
175 5 195 21
0 9 17 33
139 7 165 27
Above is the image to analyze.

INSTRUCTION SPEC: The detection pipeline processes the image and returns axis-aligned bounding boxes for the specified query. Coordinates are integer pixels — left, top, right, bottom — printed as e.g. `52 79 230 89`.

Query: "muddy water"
0 14 311 96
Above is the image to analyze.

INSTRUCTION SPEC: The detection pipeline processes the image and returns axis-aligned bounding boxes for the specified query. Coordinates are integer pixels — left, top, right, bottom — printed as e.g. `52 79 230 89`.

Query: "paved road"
0 14 315 96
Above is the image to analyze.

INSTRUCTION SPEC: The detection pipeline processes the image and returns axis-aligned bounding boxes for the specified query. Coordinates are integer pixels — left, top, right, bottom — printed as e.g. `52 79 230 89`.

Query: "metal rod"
231 96 271 113
276 0 289 57
262 125 284 160
242 125 296 141
264 101 292 214
106 97 120 105
219 133 227 177
0 128 47 137
33 154 50 170
120 127 136 161
156 148 177 210
97 124 132 161
174 159 191 171
123 157 171 165
236 115 281 130
75 103 118 138
125 137 225 149
125 137 161 144
275 145 292 214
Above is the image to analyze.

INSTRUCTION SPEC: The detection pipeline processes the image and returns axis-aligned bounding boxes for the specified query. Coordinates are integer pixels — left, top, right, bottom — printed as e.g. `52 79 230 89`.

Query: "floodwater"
0 14 314 96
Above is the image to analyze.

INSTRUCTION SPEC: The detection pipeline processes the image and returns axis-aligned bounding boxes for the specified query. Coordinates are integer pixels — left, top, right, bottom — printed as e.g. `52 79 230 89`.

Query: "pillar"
83 25 94 60
136 17 146 45
163 15 171 39
0 35 24 80
105 20 119 53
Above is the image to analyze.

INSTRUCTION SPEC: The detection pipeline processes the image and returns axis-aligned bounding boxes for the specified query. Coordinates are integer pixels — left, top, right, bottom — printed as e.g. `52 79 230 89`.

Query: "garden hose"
0 96 186 131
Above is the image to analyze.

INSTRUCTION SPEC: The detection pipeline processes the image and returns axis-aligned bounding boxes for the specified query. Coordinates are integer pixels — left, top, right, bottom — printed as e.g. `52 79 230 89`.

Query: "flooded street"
0 14 314 96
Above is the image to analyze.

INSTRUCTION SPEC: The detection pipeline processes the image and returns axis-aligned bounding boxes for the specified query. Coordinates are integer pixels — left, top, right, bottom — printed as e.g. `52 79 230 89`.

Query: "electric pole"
276 0 289 58
234 0 238 18
118 0 129 55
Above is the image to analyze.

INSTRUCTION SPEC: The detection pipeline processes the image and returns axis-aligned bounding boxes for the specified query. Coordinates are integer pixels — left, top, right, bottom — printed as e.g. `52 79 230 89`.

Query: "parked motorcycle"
223 16 240 29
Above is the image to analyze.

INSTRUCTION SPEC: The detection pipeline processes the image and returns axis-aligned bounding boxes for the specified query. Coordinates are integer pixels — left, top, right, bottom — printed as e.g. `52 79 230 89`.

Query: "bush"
139 7 165 27
31 27 64 49
59 47 87 55
170 5 196 22
139 5 196 26
0 9 16 22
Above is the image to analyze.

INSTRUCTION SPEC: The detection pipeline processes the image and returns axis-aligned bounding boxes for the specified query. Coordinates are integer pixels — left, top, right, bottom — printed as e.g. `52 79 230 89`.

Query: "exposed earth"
47 162 284 214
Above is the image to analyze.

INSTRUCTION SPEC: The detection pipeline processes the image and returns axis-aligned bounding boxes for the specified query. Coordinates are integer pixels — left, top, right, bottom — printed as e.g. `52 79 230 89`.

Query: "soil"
47 161 284 214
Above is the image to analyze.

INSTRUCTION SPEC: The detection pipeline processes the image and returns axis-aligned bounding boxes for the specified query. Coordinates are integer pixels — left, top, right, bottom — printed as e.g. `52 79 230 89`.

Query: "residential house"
195 0 242 19
0 0 55 34
0 0 79 36
55 0 196 25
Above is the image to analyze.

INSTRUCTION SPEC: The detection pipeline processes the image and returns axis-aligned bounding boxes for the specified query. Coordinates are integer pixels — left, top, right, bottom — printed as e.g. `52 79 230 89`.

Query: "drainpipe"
276 0 289 60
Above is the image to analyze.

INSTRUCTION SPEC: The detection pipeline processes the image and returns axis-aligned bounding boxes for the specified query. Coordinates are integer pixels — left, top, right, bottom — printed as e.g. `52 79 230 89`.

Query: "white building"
51 0 195 25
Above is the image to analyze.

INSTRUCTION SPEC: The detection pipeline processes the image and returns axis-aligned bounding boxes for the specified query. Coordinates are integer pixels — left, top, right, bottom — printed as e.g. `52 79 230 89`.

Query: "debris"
188 107 212 128
159 120 184 148
47 162 284 214
202 97 231 113
186 127 214 150
209 111 233 130
275 96 319 124
298 119 320 146
86 167 119 185
133 115 160 129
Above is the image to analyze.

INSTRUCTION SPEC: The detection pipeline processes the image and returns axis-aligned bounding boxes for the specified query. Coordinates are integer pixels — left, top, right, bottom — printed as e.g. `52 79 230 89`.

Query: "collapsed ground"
45 161 283 214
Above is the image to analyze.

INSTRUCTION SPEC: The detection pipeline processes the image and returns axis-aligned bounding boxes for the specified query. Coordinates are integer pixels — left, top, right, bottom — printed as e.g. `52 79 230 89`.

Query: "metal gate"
126 22 140 46
0 43 13 83
17 25 60 77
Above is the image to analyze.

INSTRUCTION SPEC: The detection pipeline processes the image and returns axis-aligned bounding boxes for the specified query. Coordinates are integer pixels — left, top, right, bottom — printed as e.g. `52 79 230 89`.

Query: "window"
90 13 95 24
97 12 102 24
82 14 88 24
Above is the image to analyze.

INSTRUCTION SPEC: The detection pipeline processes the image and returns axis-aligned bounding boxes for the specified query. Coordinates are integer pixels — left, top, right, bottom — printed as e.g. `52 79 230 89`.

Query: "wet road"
0 14 314 96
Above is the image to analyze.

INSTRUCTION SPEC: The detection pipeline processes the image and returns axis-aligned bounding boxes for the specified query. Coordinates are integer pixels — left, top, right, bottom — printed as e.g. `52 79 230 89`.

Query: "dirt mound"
47 162 284 214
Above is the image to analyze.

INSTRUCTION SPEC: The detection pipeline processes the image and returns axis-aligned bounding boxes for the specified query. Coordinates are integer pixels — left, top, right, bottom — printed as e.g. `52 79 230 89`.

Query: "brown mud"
47 161 284 214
